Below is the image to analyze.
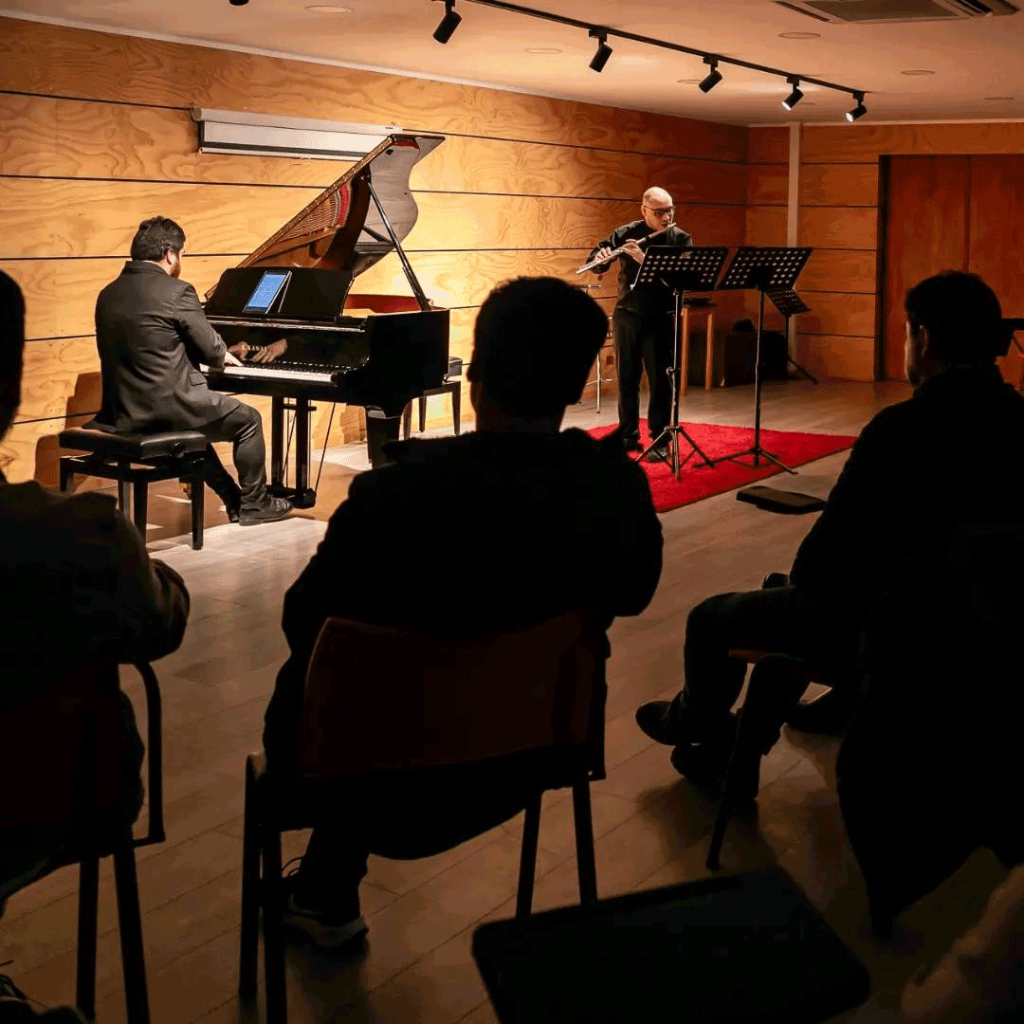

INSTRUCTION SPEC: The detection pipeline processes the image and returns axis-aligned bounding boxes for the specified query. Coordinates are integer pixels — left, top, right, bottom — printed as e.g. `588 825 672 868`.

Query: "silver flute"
575 223 677 275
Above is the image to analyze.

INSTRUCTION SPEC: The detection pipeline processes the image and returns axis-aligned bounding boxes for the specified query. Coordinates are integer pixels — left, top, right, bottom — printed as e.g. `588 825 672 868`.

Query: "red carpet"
588 420 857 514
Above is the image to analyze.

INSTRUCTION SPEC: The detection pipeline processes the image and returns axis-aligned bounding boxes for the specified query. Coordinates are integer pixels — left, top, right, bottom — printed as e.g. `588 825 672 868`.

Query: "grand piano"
203 131 449 508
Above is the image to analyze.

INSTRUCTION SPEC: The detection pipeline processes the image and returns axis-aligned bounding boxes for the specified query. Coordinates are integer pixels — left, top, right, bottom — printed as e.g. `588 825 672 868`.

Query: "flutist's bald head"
641 187 674 232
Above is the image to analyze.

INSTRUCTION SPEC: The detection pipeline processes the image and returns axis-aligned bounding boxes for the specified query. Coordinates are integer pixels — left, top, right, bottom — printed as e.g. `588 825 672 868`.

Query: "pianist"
91 216 293 526
261 276 663 949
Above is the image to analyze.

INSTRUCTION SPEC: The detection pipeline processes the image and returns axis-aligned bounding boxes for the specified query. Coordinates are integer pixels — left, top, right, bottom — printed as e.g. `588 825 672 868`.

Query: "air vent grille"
775 0 1018 22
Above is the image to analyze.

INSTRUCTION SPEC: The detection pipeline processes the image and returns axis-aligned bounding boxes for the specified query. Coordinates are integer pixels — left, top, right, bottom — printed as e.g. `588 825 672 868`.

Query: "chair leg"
262 823 287 1024
571 781 598 906
402 403 412 441
516 793 542 919
76 855 100 1020
189 474 204 551
133 478 148 538
113 833 151 1024
706 655 812 871
418 395 427 433
117 475 131 517
239 760 261 1001
451 383 461 436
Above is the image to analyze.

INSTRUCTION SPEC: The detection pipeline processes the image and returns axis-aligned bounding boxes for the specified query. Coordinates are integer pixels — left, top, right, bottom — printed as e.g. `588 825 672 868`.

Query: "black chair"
238 611 605 1024
0 662 165 1024
402 357 463 439
58 426 207 550
472 866 870 1024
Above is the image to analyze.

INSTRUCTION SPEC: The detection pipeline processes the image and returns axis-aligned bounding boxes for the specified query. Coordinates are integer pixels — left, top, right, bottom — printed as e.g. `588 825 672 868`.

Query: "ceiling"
3 0 1024 126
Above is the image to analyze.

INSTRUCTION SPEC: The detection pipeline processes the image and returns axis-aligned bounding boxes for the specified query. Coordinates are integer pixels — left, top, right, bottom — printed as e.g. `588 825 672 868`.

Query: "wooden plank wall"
795 121 1024 381
0 16 749 484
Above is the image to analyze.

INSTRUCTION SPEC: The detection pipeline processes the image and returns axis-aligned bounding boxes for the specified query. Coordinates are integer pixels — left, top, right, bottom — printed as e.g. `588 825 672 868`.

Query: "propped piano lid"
235 132 445 280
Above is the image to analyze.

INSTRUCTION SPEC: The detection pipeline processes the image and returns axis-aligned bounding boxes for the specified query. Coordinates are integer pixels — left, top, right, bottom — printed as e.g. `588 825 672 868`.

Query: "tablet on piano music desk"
242 270 291 315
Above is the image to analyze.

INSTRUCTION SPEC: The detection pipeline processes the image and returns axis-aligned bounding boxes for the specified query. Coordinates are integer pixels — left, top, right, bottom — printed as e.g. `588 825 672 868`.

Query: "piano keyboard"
215 362 338 384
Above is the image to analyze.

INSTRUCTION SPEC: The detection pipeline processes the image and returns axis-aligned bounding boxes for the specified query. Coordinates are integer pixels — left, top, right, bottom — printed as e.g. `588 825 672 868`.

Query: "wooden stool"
58 426 208 550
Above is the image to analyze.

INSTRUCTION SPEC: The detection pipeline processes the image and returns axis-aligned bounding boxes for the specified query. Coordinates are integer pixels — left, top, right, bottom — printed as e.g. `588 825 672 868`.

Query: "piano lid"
240 132 444 279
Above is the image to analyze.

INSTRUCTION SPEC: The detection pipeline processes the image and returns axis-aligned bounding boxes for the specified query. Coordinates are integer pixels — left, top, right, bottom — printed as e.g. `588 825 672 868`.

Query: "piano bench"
402 379 462 440
57 426 209 550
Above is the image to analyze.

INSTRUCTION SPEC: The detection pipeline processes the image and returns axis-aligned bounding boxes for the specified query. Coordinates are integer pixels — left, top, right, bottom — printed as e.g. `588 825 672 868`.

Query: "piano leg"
365 407 403 469
292 397 317 508
267 395 317 509
270 396 285 489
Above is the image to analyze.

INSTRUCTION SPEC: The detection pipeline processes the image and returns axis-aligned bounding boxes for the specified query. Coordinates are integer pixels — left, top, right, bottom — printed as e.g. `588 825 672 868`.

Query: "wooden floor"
1 379 1009 1023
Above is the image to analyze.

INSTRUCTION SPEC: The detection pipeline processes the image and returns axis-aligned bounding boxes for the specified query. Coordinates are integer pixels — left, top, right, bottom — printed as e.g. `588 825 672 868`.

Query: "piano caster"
269 485 317 509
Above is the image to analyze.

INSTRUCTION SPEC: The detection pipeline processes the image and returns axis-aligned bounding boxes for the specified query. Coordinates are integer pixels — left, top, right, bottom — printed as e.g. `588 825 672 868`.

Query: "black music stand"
715 247 812 473
766 287 817 384
633 245 729 480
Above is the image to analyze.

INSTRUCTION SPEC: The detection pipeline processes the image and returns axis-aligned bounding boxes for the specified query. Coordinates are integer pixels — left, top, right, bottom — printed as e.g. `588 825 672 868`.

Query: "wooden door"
968 155 1024 385
881 156 969 380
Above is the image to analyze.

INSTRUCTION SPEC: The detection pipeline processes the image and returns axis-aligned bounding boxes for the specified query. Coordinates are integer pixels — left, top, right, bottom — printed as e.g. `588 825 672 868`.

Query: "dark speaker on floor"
687 328 789 387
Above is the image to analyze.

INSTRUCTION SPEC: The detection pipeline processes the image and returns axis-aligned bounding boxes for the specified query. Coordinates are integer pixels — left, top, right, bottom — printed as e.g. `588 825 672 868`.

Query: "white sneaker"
282 889 368 949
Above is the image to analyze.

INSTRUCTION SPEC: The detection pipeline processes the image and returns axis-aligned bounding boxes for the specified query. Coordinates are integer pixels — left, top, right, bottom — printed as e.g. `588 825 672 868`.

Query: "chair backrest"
0 659 125 829
297 611 601 780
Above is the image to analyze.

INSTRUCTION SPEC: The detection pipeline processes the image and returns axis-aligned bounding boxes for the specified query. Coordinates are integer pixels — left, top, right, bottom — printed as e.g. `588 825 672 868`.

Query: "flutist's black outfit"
587 222 693 448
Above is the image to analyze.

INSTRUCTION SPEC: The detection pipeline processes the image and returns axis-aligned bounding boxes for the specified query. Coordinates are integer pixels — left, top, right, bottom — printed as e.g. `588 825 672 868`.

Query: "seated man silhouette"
637 270 1024 785
0 272 190 1010
92 216 292 526
263 276 663 947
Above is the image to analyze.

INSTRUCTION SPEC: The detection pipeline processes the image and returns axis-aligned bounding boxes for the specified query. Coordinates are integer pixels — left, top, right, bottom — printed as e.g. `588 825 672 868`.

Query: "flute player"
587 187 692 456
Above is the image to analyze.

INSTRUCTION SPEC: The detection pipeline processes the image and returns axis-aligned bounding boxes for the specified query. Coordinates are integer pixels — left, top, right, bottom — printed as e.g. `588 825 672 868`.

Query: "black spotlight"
433 0 462 44
698 57 722 94
589 29 613 73
846 91 867 121
782 76 804 111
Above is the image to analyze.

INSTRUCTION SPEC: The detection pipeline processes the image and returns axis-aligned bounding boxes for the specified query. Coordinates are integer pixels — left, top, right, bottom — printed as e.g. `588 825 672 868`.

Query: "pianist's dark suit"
93 260 270 511
264 427 663 908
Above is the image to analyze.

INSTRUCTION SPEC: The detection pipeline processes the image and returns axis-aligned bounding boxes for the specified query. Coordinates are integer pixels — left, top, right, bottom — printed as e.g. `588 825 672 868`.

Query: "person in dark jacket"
587 187 693 455
92 216 291 525
263 276 664 948
0 269 189 916
636 270 1024 782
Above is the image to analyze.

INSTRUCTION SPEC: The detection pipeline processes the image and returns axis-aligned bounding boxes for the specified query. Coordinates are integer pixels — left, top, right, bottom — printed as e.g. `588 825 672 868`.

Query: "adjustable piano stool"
58 425 208 549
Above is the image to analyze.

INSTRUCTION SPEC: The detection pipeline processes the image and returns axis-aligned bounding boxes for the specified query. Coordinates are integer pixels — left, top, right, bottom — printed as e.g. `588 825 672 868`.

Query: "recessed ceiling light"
983 95 1015 101
779 31 821 39
525 47 562 54
305 4 353 11
677 78 702 84
900 69 935 76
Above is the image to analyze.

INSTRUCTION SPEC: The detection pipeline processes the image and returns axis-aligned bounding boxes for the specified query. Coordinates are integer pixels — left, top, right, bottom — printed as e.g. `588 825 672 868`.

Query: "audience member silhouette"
636 270 1024 787
0 270 190 1017
262 276 664 948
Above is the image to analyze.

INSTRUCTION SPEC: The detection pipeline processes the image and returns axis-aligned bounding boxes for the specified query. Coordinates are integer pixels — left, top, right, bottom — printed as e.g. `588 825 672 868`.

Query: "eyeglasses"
643 205 675 216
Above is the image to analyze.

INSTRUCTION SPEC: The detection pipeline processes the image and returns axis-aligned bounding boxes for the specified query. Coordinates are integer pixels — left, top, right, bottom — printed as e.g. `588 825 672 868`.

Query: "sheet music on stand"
634 245 729 292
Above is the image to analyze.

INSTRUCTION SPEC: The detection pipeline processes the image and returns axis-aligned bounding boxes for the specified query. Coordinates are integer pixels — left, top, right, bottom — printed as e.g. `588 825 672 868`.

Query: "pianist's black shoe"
239 495 294 526
623 437 642 454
